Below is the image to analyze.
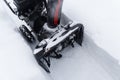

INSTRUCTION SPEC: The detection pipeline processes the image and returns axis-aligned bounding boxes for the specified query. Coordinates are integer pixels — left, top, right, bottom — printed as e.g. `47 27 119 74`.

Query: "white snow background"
0 0 120 80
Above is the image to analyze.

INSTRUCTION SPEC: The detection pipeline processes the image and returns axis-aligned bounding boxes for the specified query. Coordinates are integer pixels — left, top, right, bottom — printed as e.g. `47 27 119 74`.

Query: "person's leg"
47 0 63 28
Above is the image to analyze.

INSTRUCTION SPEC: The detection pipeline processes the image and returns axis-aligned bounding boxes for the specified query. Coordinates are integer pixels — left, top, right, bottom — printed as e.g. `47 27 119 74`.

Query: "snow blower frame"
4 0 84 73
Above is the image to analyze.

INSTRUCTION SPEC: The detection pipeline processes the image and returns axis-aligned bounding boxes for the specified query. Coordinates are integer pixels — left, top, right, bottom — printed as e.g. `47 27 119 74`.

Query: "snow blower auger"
4 0 84 73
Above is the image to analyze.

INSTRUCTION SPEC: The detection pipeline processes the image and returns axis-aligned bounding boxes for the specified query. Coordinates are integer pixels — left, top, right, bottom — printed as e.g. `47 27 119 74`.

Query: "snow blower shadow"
50 33 120 80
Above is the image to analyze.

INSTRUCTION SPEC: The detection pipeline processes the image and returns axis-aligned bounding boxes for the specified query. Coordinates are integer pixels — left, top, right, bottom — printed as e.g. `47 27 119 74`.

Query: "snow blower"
4 0 84 73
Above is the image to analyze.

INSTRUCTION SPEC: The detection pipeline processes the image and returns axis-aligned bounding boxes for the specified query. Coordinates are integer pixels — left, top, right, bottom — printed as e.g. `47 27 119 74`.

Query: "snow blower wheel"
19 25 35 43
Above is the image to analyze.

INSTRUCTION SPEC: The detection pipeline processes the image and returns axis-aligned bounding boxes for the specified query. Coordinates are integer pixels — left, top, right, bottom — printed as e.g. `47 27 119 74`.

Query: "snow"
50 35 120 80
0 0 120 80
62 0 120 62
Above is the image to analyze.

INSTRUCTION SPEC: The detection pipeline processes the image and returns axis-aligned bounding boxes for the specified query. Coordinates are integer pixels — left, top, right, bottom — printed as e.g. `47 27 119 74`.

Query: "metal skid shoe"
19 25 35 43
34 51 51 73
34 46 63 73
34 50 62 73
34 22 84 73
74 24 84 46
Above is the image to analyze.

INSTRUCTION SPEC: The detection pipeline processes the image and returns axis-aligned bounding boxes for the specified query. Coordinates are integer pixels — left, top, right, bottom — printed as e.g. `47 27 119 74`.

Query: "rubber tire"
19 25 35 43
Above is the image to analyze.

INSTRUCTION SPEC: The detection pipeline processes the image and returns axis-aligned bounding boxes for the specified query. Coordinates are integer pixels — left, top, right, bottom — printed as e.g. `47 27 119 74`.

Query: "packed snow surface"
0 0 120 80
